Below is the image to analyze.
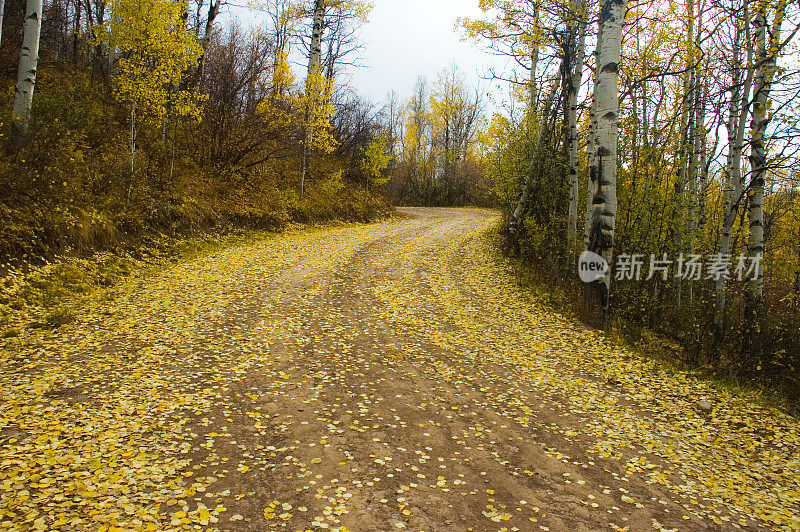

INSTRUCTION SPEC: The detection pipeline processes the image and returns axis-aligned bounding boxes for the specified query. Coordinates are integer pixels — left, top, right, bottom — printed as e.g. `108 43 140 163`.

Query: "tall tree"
307 0 324 77
11 0 44 140
586 0 628 322
745 0 787 356
0 0 6 51
300 0 329 196
714 1 754 353
103 0 204 174
567 0 587 260
673 0 696 310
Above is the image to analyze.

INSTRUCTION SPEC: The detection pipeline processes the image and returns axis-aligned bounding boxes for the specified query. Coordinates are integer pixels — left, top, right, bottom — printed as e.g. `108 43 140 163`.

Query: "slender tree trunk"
686 0 704 307
11 0 44 142
567 0 587 262
301 0 326 196
308 0 325 77
745 2 786 359
200 0 221 51
529 3 540 112
673 0 695 310
0 0 5 51
697 79 709 233
506 5 542 244
795 224 800 294
584 20 602 253
586 0 627 325
715 5 754 356
584 103 596 250
129 101 137 176
794 222 800 294
192 0 220 82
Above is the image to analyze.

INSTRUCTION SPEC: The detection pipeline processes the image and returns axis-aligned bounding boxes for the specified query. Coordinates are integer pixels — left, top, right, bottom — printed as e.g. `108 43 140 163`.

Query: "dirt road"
1 208 798 531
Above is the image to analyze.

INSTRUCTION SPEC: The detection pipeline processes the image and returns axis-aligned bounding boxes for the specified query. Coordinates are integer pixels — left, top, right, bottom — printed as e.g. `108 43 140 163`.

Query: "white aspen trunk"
715 5 754 341
697 80 708 232
200 0 221 49
587 0 627 314
567 0 587 260
301 0 326 196
583 103 596 250
308 0 325 78
12 0 44 138
694 3 706 234
746 2 785 333
529 3 540 112
685 1 703 307
584 20 603 252
506 5 542 242
0 0 6 51
673 0 695 309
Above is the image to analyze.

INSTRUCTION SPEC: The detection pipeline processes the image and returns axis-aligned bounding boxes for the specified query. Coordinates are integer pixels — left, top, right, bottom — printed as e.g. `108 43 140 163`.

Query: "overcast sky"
226 1 512 112
345 0 510 108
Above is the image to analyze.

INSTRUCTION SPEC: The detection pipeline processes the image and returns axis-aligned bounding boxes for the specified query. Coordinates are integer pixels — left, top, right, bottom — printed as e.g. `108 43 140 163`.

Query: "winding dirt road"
1 208 799 532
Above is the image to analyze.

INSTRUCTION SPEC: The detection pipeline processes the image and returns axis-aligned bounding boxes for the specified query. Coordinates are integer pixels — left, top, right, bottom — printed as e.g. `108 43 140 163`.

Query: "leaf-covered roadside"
1 209 799 531
373 213 800 530
0 231 277 341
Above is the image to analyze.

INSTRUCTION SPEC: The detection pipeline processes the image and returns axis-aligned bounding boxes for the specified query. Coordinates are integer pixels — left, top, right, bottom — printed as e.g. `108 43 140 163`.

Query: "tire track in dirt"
2 208 795 532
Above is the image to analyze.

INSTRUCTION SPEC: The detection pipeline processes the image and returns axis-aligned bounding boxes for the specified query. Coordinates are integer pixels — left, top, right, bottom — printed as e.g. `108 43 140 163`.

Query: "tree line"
3 0 800 403
463 0 800 403
0 0 388 261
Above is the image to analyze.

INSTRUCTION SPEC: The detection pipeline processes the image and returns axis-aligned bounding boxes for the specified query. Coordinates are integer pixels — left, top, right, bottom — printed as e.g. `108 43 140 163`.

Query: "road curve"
1 208 797 532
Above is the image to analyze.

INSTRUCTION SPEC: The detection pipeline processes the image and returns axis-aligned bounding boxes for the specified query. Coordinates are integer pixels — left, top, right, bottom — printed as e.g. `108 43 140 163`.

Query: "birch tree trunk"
584 21 603 252
714 5 754 353
11 0 44 140
586 0 627 321
308 0 325 78
697 78 709 233
0 0 7 52
686 0 704 307
745 1 786 357
567 0 587 261
200 0 221 50
694 2 707 235
583 103 596 250
528 3 540 113
673 0 695 310
507 5 542 243
301 0 326 196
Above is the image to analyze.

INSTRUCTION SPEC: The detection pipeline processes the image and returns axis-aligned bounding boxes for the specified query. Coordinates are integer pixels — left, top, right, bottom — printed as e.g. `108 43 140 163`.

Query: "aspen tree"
586 0 627 317
300 0 327 196
745 0 787 354
104 0 203 175
584 19 602 253
674 0 695 309
567 0 587 260
715 1 754 349
0 0 6 51
11 0 44 140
